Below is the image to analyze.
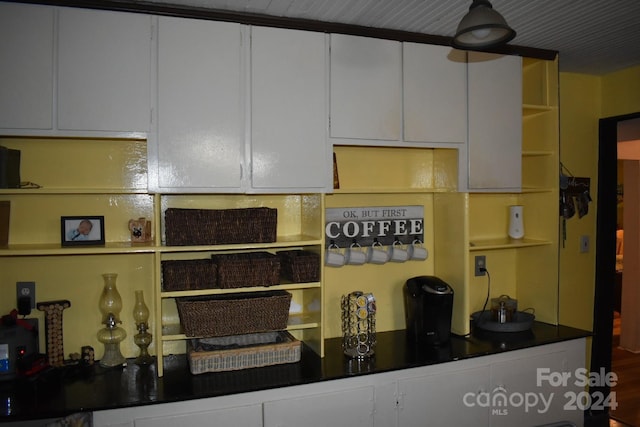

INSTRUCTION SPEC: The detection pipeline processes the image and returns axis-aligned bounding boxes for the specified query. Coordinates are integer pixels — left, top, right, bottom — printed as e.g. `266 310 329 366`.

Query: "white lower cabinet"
93 339 585 427
134 404 262 427
398 366 490 426
489 350 569 427
263 386 375 427
397 341 584 427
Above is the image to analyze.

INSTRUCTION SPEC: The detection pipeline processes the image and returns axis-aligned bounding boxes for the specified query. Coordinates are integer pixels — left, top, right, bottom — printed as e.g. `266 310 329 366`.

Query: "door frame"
591 111 640 416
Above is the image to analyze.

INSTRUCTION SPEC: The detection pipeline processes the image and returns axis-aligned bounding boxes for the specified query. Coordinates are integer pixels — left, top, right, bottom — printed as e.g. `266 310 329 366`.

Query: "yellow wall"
560 66 640 330
559 65 640 333
601 64 640 117
558 73 601 331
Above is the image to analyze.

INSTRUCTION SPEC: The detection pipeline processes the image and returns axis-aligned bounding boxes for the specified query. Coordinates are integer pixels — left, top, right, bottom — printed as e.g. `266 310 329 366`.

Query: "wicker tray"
187 331 301 374
165 207 277 246
277 250 320 283
212 252 281 289
176 290 292 337
162 259 217 291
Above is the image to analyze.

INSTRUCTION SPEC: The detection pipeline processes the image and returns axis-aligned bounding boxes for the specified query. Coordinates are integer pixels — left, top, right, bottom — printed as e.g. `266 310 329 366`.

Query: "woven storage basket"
165 207 277 246
176 290 292 337
161 259 217 291
187 331 301 374
277 250 320 283
211 252 280 289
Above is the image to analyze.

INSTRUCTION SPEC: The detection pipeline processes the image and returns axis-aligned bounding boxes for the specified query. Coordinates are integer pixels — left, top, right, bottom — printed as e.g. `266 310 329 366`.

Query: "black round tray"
471 310 535 333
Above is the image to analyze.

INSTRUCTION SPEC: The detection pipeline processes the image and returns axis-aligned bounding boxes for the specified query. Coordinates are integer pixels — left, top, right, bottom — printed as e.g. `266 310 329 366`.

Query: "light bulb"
471 27 491 39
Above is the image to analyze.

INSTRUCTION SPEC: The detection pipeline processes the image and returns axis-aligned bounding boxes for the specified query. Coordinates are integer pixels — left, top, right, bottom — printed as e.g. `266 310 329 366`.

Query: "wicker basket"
176 290 292 337
161 259 217 291
187 331 301 374
165 207 277 246
211 252 280 289
277 250 321 283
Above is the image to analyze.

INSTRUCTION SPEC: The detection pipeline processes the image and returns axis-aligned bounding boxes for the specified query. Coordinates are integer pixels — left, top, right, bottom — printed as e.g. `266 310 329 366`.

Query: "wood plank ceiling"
138 0 640 75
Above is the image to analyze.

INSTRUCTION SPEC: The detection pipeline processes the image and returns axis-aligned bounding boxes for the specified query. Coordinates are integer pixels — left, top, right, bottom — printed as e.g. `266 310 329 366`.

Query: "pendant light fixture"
452 0 516 50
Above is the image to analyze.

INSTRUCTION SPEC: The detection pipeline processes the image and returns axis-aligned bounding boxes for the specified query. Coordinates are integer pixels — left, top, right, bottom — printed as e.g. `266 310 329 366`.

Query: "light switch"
580 235 589 253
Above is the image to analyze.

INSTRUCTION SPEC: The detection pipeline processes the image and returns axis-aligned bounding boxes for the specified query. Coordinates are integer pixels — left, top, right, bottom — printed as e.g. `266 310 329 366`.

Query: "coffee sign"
325 206 424 247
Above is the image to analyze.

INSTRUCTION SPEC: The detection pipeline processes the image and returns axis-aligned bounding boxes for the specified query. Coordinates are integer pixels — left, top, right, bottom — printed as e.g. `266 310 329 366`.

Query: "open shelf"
332 145 458 193
331 187 452 194
153 192 325 376
0 241 157 256
523 104 555 116
469 237 552 251
0 188 148 195
159 235 323 253
522 150 554 157
161 313 321 341
161 282 321 298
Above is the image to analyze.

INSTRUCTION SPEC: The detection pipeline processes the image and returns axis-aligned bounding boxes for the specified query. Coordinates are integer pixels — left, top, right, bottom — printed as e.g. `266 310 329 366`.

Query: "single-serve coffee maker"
403 276 454 346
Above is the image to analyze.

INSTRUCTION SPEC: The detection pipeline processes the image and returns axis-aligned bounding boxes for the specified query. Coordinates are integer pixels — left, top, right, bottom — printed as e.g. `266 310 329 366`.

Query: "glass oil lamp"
97 273 127 367
132 290 154 365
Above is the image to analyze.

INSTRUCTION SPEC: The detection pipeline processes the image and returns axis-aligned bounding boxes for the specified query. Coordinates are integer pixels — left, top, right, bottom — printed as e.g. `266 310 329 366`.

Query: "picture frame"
61 216 105 246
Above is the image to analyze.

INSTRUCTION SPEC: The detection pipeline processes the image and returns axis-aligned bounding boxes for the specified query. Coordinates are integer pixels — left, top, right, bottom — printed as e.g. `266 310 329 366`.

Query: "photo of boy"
66 219 94 241
61 216 105 246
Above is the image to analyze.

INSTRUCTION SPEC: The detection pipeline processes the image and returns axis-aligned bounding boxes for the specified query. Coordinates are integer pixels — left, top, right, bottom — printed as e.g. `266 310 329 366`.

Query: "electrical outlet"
16 282 35 309
475 256 486 276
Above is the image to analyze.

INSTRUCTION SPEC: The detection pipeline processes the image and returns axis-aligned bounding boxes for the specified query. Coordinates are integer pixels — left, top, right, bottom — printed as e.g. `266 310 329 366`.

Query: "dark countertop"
0 322 590 423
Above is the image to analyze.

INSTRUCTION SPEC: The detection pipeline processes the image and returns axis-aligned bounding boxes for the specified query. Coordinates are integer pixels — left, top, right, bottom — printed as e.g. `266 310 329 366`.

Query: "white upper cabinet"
57 8 152 134
250 26 330 192
403 43 467 144
153 17 244 192
330 34 402 142
0 3 54 130
467 52 522 191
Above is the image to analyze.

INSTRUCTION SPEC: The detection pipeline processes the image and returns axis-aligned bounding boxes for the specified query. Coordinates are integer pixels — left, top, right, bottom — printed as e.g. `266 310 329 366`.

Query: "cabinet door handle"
493 385 507 394
396 391 405 410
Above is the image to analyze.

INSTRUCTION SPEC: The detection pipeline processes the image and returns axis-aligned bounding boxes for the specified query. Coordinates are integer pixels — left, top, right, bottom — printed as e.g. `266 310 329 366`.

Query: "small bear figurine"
128 217 152 243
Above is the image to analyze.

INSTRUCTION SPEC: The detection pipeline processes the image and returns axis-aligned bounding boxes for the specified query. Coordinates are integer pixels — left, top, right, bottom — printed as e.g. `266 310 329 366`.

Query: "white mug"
325 244 345 267
388 240 409 263
367 241 389 264
408 239 429 261
345 242 367 265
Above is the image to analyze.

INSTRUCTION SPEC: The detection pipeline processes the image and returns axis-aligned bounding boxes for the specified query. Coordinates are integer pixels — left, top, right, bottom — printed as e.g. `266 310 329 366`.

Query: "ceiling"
134 0 640 76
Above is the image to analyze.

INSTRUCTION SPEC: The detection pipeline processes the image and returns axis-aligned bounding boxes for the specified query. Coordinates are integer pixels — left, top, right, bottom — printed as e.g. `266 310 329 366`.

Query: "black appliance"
403 276 454 346
0 318 39 381
0 146 21 189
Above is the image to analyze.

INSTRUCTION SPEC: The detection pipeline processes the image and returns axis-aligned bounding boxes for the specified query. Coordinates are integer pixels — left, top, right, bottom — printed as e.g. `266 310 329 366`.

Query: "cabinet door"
489 350 575 427
403 43 467 144
263 386 375 427
0 3 54 130
330 34 402 141
155 17 244 191
398 366 490 427
467 52 522 191
251 26 329 192
57 8 151 133
134 404 262 427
